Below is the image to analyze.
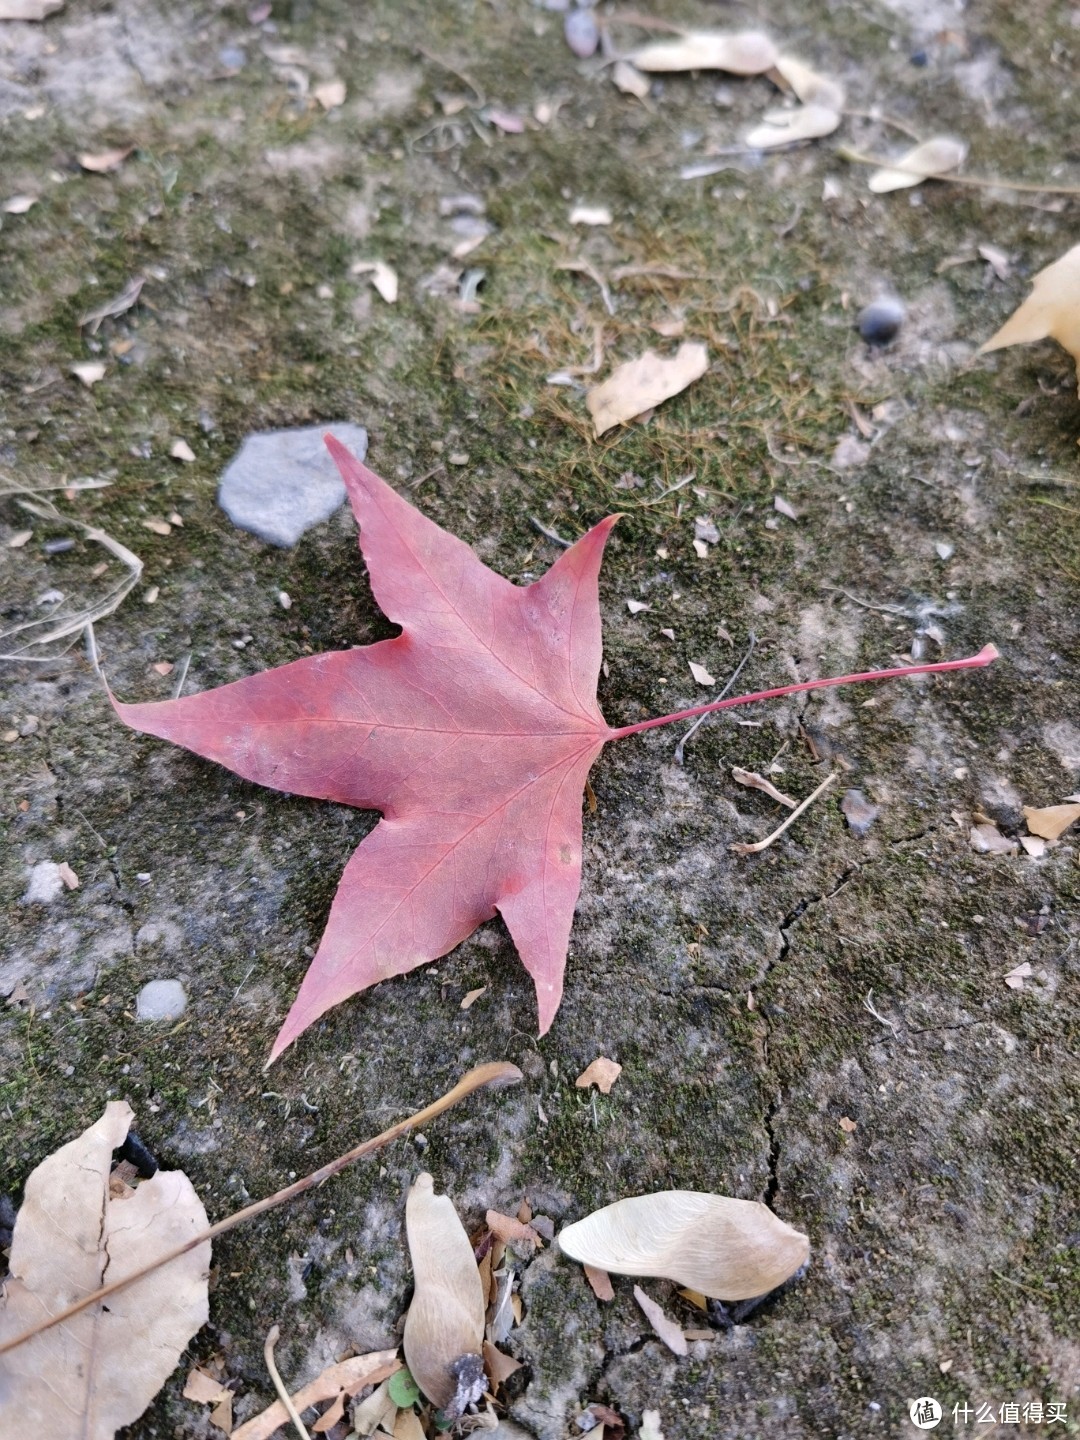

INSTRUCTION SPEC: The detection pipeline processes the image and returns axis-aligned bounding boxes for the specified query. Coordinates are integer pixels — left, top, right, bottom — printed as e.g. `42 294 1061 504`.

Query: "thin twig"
729 770 839 854
838 145 1080 195
556 262 615 316
264 1326 312 1440
634 471 696 508
675 631 757 764
821 585 908 616
0 1062 522 1357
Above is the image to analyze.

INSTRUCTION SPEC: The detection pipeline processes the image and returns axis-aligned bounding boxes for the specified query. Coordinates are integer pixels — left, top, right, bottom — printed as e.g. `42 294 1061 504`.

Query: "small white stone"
935 541 954 560
136 979 187 1022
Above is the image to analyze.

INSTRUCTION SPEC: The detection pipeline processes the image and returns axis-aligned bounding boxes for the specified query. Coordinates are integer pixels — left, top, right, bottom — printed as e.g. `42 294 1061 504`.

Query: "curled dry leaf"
773 55 844 110
1022 801 1080 841
868 136 967 193
1003 962 1033 991
980 245 1080 395
575 1056 623 1093
633 1285 687 1356
557 1191 809 1301
586 342 708 436
744 102 840 149
0 1102 210 1440
968 822 1018 855
403 1173 486 1415
632 30 778 76
731 767 796 809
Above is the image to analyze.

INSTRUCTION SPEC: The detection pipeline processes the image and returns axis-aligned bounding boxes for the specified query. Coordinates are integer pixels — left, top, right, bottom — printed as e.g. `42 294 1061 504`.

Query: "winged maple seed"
112 437 998 1062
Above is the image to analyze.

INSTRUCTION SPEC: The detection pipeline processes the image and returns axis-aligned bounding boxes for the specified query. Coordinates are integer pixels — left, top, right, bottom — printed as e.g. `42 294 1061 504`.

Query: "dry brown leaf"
773 55 844 110
482 1339 523 1388
968 822 1018 855
393 1407 426 1440
583 1264 615 1301
403 1174 485 1414
839 1116 857 1134
1023 801 1080 840
78 146 134 173
632 30 778 75
633 1285 688 1356
744 103 840 149
486 1209 542 1247
351 1377 398 1438
558 1191 809 1301
233 1354 398 1439
0 0 63 18
575 1056 622 1094
1003 962 1033 991
0 1102 210 1439
460 985 486 1009
731 768 796 809
981 245 1080 392
183 1367 231 1406
586 342 708 436
868 136 967 193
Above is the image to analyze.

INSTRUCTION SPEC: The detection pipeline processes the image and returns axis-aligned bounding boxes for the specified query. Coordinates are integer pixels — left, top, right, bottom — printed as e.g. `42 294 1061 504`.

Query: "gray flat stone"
136 978 187 1022
217 422 368 547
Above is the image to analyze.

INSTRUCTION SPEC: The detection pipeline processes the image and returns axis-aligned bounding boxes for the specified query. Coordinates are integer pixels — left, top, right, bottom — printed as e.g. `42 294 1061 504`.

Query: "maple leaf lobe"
113 438 618 1061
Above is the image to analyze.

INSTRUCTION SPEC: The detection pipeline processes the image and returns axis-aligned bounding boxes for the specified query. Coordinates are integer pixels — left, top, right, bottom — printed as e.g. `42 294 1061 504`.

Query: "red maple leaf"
112 438 996 1062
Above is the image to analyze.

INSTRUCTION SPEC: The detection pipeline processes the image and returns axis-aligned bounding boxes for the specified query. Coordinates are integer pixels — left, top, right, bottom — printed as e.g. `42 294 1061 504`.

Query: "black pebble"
857 297 905 345
117 1131 159 1178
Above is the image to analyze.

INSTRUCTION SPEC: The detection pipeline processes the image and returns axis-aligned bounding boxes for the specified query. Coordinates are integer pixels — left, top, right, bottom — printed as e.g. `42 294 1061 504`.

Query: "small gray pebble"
218 45 246 69
564 8 599 56
43 538 75 554
218 422 368 547
136 979 187 1022
857 297 905 345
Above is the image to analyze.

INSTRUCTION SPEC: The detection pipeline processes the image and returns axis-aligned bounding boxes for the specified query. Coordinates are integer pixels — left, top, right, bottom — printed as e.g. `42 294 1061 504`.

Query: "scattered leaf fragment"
968 822 1018 855
349 1377 398 1439
626 599 650 615
1023 801 1080 841
170 439 196 463
71 360 106 387
558 1191 810 1300
403 1174 485 1415
677 1287 708 1312
838 1116 857 1134
731 767 796 809
583 1263 615 1301
570 204 612 226
868 137 967 193
773 55 844 110
142 518 172 536
482 1339 523 1388
773 495 798 521
486 1209 542 1248
612 60 650 99
184 1367 233 1433
57 861 79 890
152 661 174 676
689 661 716 687
313 79 346 110
1020 835 1046 859
78 145 134 173
980 244 1080 393
392 1407 426 1440
978 243 1010 281
351 260 399 304
632 30 778 76
3 194 37 214
460 985 486 1010
840 788 879 837
745 102 840 149
1003 962 1033 991
633 1285 688 1356
0 1102 210 1439
8 529 33 548
575 1056 622 1093
586 342 708 436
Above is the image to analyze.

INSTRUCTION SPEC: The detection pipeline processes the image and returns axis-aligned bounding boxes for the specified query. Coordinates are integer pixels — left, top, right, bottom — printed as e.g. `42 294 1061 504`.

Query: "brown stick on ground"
0 1061 522 1357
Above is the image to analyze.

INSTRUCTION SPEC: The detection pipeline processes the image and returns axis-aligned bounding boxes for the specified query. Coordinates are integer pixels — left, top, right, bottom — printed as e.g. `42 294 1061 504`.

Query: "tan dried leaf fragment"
612 60 650 99
731 768 796 809
486 1209 542 1247
558 1191 808 1301
583 1264 615 1301
773 55 844 110
586 342 708 436
1023 801 1080 840
868 137 967 193
78 146 134 173
403 1174 486 1414
0 1102 210 1440
633 1285 687 1355
981 246 1080 395
575 1056 622 1093
231 1352 399 1440
632 30 778 75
